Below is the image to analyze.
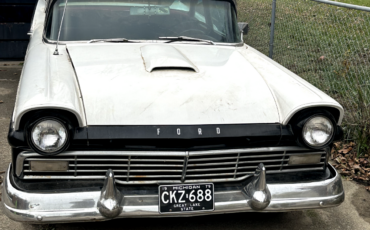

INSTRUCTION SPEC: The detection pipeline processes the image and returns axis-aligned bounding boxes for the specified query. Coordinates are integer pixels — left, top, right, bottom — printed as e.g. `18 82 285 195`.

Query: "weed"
238 0 370 155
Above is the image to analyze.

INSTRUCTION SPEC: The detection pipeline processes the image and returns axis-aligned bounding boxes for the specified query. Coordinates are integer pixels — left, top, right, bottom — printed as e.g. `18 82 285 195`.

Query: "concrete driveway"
1 63 370 230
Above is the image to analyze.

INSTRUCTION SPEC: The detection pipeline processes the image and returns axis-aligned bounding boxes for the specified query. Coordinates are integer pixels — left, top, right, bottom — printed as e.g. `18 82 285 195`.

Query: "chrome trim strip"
188 154 280 162
285 152 325 156
2 164 344 223
19 151 188 156
188 146 307 155
187 159 289 167
237 164 287 170
23 169 184 173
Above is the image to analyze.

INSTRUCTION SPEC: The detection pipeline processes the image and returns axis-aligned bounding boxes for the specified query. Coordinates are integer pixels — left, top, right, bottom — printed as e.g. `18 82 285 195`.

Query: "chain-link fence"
238 0 370 154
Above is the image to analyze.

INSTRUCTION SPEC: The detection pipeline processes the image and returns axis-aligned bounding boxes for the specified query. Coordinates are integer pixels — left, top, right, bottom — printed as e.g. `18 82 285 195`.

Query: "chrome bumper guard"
1 163 344 223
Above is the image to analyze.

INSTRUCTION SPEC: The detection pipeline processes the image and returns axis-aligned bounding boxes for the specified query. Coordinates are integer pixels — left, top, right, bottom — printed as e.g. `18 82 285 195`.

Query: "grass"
238 0 370 156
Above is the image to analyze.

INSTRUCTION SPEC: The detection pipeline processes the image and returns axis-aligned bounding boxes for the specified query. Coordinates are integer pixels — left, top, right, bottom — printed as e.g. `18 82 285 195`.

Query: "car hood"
11 0 343 131
66 43 279 125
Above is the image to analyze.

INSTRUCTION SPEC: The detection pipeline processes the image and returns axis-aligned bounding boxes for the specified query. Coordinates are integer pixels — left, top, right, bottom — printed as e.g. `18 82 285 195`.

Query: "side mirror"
238 22 249 35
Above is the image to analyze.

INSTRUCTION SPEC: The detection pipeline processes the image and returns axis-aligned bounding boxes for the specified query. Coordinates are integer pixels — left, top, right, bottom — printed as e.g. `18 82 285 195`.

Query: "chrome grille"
18 147 327 184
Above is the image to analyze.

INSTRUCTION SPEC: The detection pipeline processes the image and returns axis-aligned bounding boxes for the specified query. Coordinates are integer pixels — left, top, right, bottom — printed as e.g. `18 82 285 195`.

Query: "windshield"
45 0 241 43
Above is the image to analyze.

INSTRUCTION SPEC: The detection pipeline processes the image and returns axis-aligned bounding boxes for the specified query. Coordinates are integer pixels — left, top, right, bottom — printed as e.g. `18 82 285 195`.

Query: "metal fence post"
269 0 277 59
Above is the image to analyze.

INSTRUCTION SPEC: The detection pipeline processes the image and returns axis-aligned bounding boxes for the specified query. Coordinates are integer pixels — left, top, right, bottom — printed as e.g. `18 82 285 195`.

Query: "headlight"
302 116 334 147
30 119 69 154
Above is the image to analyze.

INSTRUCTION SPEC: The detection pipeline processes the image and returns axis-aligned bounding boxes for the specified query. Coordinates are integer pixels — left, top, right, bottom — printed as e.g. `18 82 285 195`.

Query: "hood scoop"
141 45 198 72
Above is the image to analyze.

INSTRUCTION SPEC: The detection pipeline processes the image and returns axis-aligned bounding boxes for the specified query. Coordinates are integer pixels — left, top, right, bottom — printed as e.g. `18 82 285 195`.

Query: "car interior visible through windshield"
45 0 241 43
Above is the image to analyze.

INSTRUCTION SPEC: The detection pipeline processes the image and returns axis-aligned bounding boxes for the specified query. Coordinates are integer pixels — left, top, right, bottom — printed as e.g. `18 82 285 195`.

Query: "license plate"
158 183 214 214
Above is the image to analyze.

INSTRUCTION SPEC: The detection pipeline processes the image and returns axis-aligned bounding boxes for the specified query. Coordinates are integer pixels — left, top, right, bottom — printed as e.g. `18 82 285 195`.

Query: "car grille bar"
17 147 327 184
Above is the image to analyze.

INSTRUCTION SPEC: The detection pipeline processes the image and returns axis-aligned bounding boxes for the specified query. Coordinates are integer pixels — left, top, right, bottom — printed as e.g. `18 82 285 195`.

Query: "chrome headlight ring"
291 109 337 150
27 117 71 155
302 115 334 148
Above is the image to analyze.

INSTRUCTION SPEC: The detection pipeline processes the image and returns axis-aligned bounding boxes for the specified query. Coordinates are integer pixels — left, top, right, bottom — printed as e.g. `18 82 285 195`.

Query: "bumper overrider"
2 163 344 224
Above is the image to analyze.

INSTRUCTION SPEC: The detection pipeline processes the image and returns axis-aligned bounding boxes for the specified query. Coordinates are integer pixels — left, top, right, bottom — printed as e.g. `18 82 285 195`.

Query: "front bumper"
1 163 344 224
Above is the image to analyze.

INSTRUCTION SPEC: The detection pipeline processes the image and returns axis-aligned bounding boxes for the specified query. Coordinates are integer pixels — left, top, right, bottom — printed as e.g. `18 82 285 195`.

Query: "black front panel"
87 124 281 139
80 124 284 150
9 123 289 151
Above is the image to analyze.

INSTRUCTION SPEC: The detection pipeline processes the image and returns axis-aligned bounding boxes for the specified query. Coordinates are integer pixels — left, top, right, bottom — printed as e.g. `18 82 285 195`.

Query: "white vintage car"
2 0 344 223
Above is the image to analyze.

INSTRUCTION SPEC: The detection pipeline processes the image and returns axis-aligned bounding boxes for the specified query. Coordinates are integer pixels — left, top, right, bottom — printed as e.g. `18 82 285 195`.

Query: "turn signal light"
30 161 68 172
288 154 321 165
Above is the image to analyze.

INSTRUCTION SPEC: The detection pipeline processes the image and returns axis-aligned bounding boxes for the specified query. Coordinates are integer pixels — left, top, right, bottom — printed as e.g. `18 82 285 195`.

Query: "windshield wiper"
159 36 215 45
88 38 138 43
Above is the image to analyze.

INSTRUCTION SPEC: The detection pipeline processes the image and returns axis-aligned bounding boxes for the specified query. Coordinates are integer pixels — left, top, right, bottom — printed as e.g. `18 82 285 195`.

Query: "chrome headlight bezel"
27 117 71 155
291 109 338 150
301 115 334 148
